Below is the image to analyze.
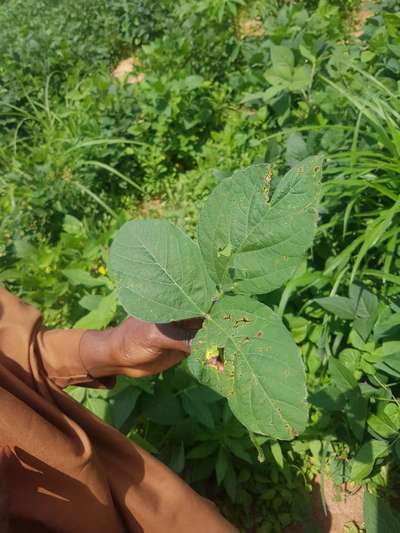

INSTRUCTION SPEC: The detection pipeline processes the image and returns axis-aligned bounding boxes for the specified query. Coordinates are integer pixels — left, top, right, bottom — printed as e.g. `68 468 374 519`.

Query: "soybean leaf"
127 430 159 455
374 312 400 341
309 385 346 412
367 413 398 439
187 442 219 459
350 440 389 482
109 219 216 322
86 397 112 424
79 294 103 311
223 462 237 501
110 386 141 430
350 282 378 341
182 391 215 429
67 386 86 403
375 352 400 378
189 295 308 440
62 268 107 287
329 359 367 440
329 358 358 394
286 132 308 165
384 403 400 428
142 389 184 425
198 157 322 295
364 491 400 533
270 441 285 469
346 389 368 442
216 447 230 485
169 442 185 474
74 292 117 329
315 296 355 320
271 45 294 69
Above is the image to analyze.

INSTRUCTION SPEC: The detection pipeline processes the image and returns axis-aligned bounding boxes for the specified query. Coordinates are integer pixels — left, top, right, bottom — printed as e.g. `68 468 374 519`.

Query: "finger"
155 324 198 354
173 318 204 330
112 349 187 378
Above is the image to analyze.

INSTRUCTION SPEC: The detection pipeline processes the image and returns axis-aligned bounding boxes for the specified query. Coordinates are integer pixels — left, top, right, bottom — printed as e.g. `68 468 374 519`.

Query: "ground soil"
112 56 144 84
284 477 364 533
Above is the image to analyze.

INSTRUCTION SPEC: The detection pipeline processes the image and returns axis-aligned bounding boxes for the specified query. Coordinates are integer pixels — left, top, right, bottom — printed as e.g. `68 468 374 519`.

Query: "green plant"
3 0 400 529
109 157 322 439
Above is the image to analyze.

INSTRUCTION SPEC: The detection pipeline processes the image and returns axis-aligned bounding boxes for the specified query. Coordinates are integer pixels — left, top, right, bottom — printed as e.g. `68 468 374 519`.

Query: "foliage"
110 159 322 438
2 0 400 530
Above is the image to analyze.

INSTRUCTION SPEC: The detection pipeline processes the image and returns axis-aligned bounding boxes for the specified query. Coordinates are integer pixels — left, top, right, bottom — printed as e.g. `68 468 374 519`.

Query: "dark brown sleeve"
0 288 113 389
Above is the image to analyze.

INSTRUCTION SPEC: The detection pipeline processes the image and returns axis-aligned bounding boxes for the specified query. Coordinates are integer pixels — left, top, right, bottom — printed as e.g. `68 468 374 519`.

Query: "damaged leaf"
189 296 308 440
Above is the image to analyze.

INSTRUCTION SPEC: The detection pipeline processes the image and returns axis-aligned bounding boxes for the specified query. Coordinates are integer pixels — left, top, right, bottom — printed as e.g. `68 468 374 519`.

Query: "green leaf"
86 397 112 423
110 386 141 430
142 389 184 425
309 385 346 412
364 491 400 533
286 132 308 165
227 439 253 463
375 352 400 378
189 295 308 439
198 157 322 295
346 389 368 442
62 268 107 287
350 440 389 482
367 413 398 439
329 358 358 394
270 45 295 69
169 441 185 474
350 283 378 341
66 386 86 403
127 430 159 455
270 441 284 469
187 442 219 459
182 391 215 429
315 296 355 320
74 292 117 329
109 220 216 322
79 294 103 311
216 447 229 485
374 312 400 341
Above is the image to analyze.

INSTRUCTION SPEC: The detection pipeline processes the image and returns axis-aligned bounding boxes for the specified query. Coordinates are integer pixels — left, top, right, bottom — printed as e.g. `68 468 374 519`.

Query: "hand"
80 317 202 379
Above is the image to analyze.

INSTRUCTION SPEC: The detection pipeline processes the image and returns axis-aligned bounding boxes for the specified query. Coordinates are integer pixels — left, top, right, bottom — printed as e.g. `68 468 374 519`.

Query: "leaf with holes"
188 295 308 439
198 156 322 294
110 158 322 438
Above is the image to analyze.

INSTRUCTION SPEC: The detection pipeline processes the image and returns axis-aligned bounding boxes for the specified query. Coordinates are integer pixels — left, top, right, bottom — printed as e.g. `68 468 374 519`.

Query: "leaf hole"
207 347 225 373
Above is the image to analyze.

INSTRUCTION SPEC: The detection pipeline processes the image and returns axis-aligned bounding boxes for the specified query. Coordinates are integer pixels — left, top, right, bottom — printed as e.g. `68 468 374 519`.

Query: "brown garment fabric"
0 289 237 533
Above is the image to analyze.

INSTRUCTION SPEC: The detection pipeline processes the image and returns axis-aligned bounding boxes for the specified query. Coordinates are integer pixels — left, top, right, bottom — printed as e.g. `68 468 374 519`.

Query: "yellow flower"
98 265 107 275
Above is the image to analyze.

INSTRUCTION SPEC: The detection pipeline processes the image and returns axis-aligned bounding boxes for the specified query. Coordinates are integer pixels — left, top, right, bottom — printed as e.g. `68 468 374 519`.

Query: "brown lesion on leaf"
314 165 321 173
234 316 251 327
205 346 225 372
263 167 273 205
256 331 263 337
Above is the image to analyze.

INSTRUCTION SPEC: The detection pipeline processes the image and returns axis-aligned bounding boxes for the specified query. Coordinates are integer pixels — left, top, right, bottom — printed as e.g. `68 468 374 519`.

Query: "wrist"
79 328 120 378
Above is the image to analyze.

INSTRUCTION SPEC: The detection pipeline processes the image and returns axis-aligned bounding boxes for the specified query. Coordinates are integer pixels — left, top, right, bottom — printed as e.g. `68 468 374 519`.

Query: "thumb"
155 323 198 355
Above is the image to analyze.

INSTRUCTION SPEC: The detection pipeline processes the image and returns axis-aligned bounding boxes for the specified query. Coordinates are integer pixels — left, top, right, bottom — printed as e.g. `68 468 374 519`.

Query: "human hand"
80 317 202 379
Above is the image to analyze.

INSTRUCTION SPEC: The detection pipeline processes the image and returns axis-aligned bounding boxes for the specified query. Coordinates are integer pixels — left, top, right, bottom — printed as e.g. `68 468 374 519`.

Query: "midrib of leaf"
208 311 298 436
